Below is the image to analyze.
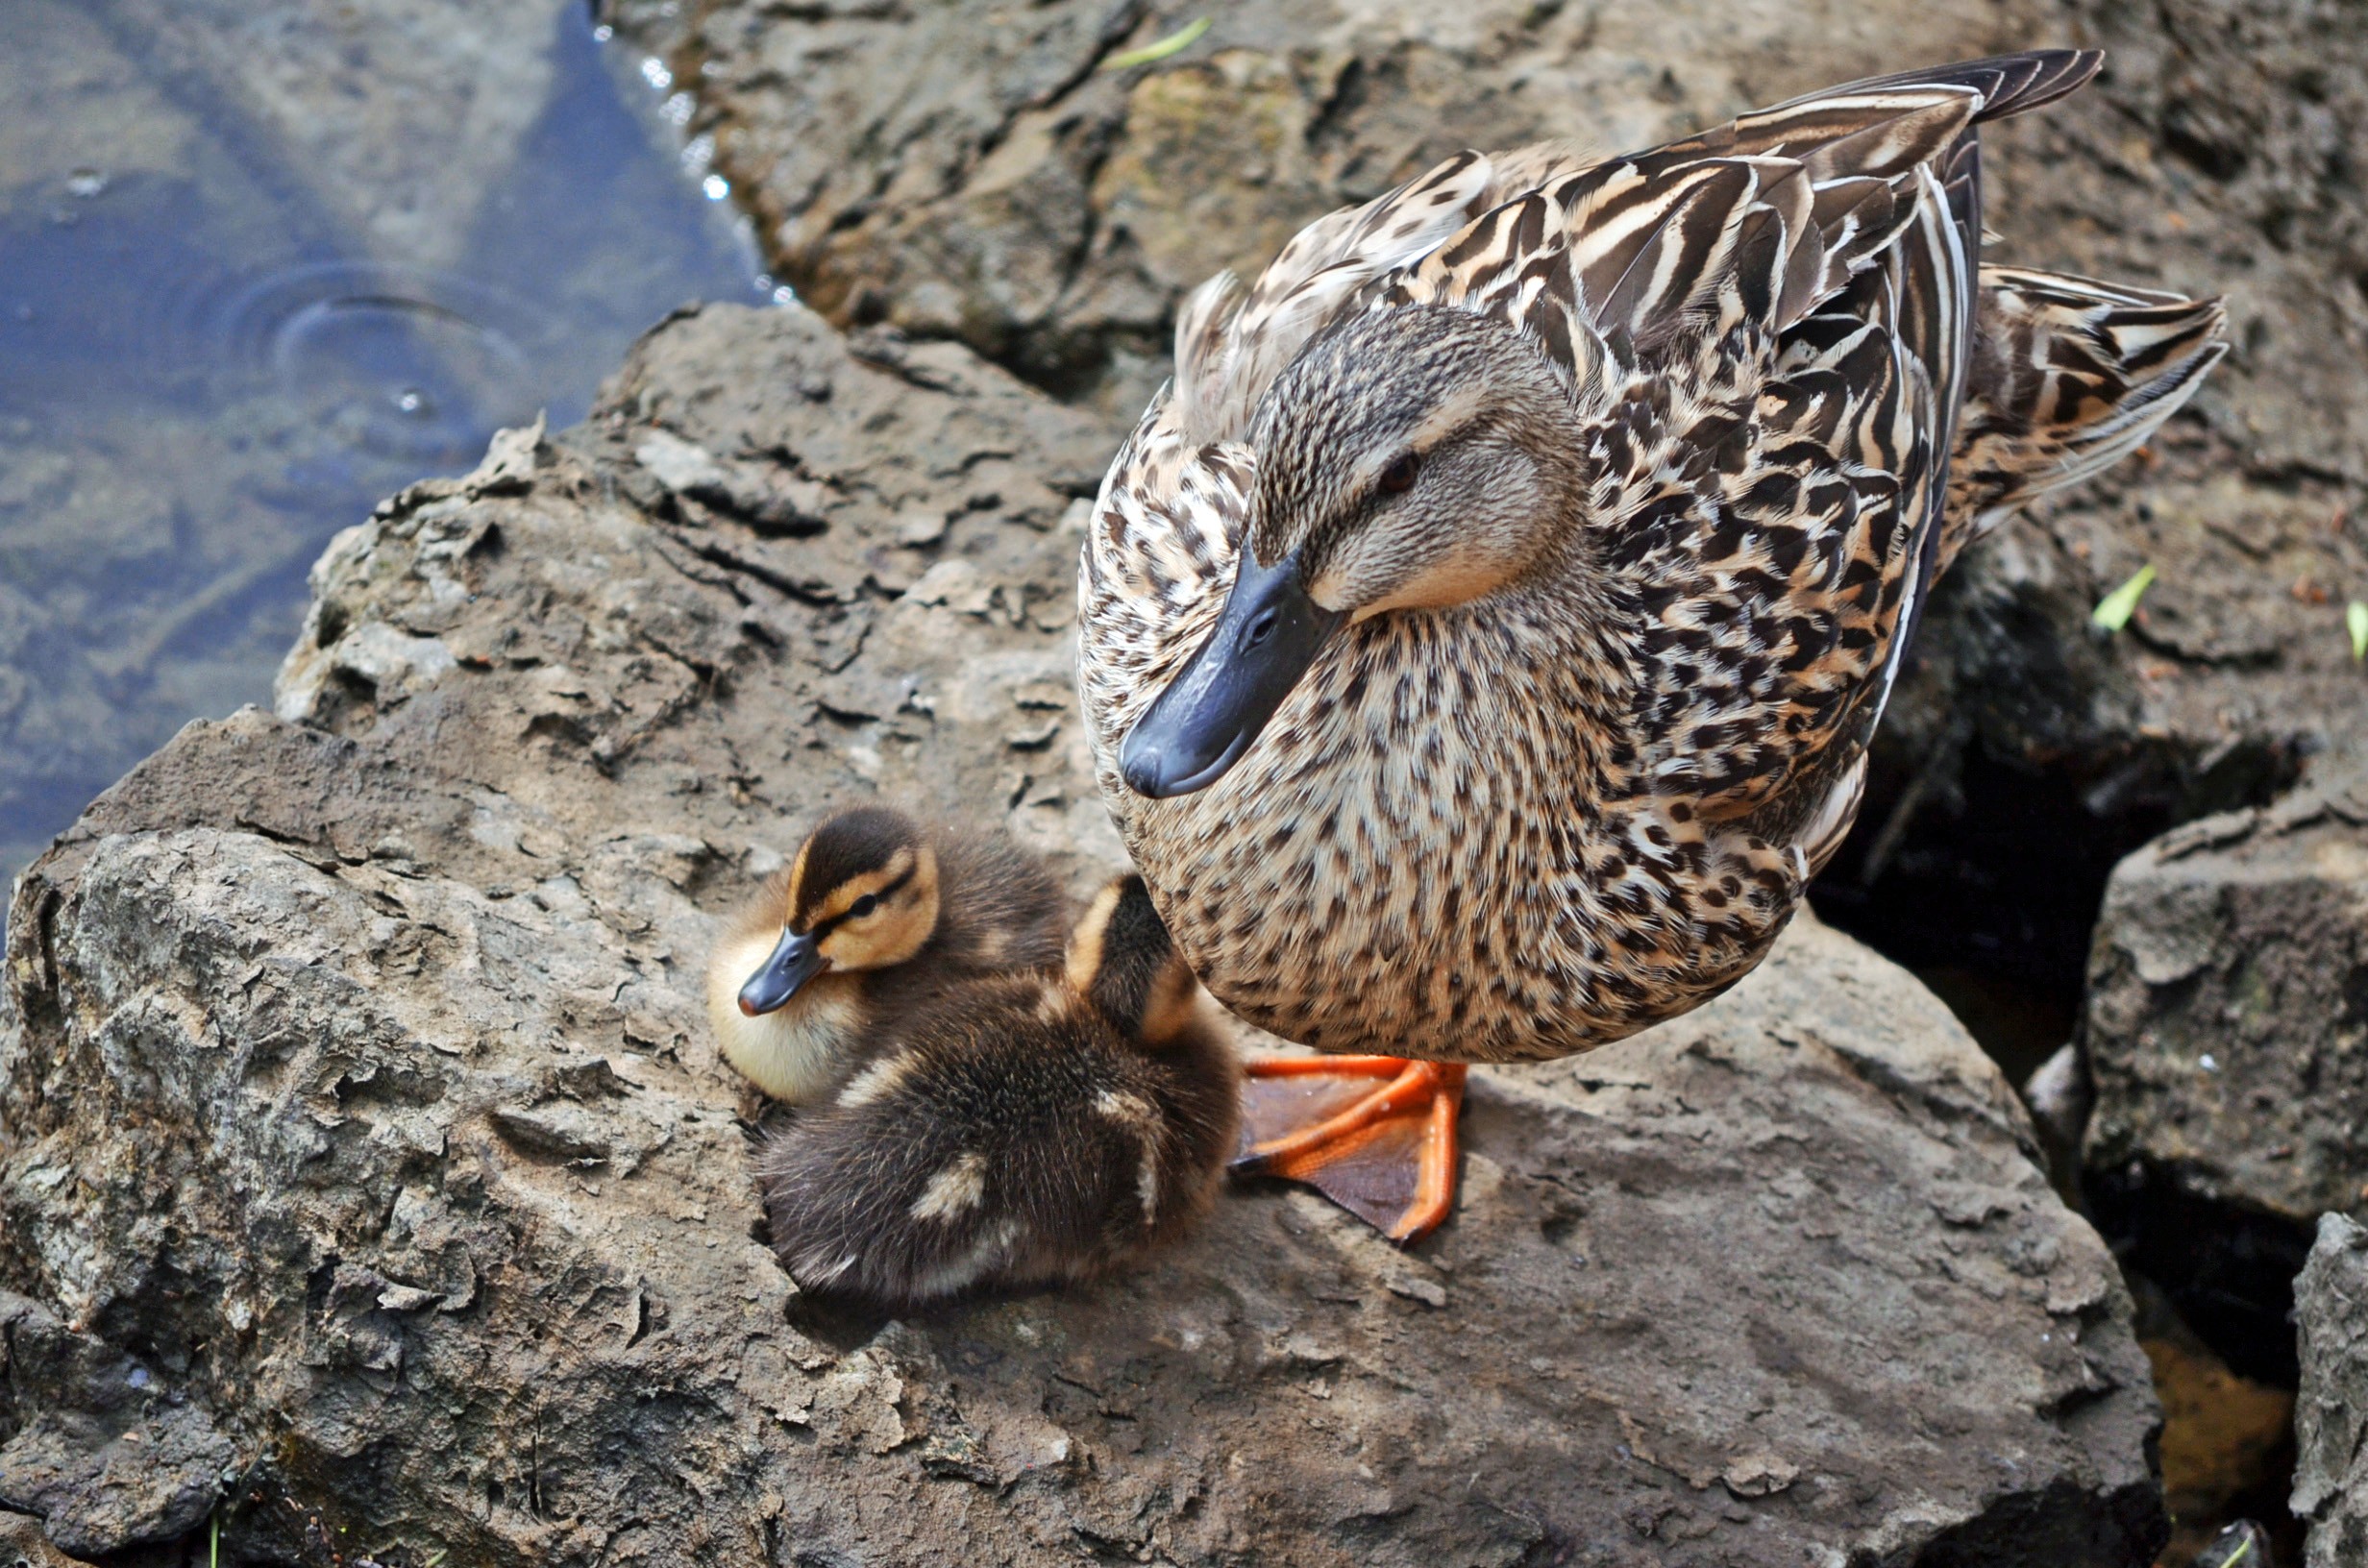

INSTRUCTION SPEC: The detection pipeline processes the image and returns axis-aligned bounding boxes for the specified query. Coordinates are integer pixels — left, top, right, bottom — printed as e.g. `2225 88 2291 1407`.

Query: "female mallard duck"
758 875 1241 1311
1077 51 2227 1241
705 806 1064 1103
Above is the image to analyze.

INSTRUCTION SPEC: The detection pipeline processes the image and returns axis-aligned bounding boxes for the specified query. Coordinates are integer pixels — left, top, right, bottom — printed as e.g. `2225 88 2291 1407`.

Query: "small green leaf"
2223 1536 2254 1566
2348 600 2368 661
2091 563 2158 632
210 1514 219 1568
1101 16 1211 70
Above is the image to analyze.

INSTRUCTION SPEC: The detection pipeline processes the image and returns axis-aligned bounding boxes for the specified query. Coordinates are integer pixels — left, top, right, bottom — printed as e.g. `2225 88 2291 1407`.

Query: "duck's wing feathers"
1947 266 2227 571
1170 139 1684 442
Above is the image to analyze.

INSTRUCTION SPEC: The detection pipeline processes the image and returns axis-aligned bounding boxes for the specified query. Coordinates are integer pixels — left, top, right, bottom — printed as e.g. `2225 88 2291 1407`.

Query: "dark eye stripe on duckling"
802 859 916 937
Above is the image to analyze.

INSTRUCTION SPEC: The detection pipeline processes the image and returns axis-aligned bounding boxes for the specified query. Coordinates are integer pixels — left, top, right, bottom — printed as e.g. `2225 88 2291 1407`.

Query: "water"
0 0 771 892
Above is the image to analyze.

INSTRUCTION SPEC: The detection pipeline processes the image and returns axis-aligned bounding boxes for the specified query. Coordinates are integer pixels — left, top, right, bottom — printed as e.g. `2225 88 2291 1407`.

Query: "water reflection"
0 0 767 892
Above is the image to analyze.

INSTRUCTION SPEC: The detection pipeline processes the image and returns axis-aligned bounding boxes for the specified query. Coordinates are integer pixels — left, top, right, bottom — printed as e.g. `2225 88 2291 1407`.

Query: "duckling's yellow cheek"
827 901 932 970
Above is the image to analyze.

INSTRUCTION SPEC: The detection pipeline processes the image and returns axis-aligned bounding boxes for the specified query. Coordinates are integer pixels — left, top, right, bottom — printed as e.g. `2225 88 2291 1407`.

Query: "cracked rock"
0 1293 234 1557
1 305 2165 1565
2293 1213 2368 1568
2082 769 2368 1224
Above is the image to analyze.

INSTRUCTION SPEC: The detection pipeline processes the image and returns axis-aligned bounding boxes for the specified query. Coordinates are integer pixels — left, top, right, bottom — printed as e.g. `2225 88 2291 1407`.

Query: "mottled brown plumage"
705 807 1064 1103
1079 51 2225 1072
759 876 1241 1311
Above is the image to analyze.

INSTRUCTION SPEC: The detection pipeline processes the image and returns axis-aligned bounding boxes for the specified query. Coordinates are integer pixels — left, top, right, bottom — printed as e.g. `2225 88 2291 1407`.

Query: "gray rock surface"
0 304 2167 1564
0 1509 104 1568
2081 771 2368 1224
610 0 2040 415
0 1293 234 1557
2293 1213 2368 1568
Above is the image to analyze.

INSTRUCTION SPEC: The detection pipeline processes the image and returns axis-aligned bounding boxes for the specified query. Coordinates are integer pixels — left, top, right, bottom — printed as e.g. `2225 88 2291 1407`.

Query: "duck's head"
1067 875 1203 1048
736 807 943 1015
1121 305 1585 798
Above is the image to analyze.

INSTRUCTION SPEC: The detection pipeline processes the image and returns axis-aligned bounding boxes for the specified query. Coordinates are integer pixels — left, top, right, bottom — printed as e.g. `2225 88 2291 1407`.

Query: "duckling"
1077 51 2227 1240
705 806 1064 1104
757 874 1240 1311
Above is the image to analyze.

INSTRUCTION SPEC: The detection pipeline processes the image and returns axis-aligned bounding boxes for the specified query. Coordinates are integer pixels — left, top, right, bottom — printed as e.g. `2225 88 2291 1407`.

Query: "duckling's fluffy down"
757 974 1239 1312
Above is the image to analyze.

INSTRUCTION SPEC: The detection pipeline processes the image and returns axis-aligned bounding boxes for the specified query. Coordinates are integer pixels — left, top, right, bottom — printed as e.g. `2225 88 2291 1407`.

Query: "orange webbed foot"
1231 1056 1466 1244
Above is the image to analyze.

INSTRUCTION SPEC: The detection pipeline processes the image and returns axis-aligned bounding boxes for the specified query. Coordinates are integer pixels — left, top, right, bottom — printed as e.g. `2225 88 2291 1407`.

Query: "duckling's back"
927 826 1067 977
759 972 1239 1311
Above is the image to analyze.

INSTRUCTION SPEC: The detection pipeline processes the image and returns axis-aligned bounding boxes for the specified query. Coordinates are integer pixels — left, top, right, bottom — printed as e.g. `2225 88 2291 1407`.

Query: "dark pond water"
0 0 772 893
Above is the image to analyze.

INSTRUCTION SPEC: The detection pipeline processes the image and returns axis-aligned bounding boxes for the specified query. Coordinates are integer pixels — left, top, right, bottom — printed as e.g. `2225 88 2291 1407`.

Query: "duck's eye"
849 894 879 919
1378 452 1421 494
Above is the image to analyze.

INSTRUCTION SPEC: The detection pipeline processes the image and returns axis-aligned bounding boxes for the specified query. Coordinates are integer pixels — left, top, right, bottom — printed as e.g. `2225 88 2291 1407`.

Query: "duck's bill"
1119 551 1343 799
738 928 827 1016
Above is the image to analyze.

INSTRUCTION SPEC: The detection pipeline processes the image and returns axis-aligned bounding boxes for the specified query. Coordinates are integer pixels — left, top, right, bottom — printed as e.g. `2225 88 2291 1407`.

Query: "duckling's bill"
738 925 827 1016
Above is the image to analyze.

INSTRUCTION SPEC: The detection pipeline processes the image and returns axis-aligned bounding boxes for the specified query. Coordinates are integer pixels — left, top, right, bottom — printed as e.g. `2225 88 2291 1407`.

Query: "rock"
2081 771 2368 1223
2293 1213 2368 1568
2025 1041 2092 1201
612 0 2041 415
0 1510 105 1568
0 304 2166 1564
2074 770 2368 1380
0 1293 234 1557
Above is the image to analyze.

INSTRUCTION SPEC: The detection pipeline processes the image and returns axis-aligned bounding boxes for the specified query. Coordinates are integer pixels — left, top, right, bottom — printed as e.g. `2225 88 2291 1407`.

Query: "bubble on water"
639 57 672 92
591 23 613 40
679 133 714 176
202 261 549 466
2200 1052 2220 1072
702 174 729 202
65 168 110 199
662 90 694 126
771 284 797 307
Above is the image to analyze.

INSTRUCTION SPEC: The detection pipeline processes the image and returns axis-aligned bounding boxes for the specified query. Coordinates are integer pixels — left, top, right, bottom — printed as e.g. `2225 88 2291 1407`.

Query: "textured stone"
0 1509 105 1568
0 305 2166 1564
611 0 2044 415
0 1293 234 1557
2293 1213 2368 1568
2081 770 2368 1225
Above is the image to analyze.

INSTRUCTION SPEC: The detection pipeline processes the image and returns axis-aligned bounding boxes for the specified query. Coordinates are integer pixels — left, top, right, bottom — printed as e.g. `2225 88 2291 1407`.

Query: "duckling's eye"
1378 452 1421 494
849 894 879 919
